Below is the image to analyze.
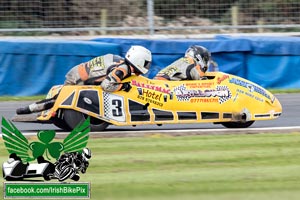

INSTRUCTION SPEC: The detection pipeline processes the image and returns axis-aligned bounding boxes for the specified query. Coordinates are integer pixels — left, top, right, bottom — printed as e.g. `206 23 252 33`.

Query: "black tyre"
52 117 72 131
58 167 75 182
63 109 109 131
71 174 80 181
220 121 255 128
43 174 51 181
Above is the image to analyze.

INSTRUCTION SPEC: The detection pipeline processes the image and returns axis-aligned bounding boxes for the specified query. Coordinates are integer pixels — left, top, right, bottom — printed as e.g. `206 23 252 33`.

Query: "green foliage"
155 0 237 19
237 0 300 23
1 0 299 32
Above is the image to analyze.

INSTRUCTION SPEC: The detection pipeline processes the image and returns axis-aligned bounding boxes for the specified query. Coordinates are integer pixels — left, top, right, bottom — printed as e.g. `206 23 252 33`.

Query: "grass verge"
1 133 300 199
0 95 46 101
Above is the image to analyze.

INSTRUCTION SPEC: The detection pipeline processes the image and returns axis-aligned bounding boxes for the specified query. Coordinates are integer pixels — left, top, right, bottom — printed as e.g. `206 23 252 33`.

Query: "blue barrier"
0 36 299 96
92 38 251 78
216 35 300 88
0 40 121 96
94 37 300 89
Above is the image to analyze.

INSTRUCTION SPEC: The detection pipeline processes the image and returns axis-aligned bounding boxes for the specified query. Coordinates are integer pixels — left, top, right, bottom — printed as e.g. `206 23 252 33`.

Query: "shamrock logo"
1 117 90 163
29 130 64 160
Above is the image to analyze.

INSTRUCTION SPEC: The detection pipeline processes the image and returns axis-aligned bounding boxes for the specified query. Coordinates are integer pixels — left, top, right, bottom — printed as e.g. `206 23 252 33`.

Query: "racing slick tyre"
52 117 72 131
63 109 109 131
220 121 255 128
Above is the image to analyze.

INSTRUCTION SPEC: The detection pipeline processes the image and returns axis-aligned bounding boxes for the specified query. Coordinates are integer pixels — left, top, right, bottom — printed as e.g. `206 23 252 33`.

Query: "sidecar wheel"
221 121 255 128
52 117 72 131
63 109 109 131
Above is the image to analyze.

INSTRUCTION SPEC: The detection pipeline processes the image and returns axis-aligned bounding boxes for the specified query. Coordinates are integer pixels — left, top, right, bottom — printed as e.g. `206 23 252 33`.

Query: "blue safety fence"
0 40 121 96
216 35 300 89
92 37 252 79
93 36 300 89
0 36 299 96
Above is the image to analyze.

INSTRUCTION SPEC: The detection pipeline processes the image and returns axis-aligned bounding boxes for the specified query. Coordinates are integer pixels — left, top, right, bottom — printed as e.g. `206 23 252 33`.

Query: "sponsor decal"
174 84 232 104
185 82 214 89
132 80 170 94
229 77 272 100
236 89 264 102
88 56 105 70
137 89 164 107
217 74 230 84
190 98 219 103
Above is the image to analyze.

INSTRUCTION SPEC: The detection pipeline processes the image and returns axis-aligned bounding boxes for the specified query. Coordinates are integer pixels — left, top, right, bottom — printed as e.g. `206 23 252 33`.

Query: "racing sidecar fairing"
13 72 282 131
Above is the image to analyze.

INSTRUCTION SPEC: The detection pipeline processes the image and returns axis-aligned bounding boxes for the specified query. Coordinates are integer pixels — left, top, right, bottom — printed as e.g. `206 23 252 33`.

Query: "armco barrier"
0 36 299 96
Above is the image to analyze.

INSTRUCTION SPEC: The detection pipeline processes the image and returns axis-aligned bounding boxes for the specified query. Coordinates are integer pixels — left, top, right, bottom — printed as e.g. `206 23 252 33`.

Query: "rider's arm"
188 64 205 80
101 64 130 92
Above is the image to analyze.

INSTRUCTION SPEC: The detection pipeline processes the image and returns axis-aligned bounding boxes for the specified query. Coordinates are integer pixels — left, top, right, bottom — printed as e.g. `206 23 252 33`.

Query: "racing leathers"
16 54 132 115
65 54 132 92
154 56 205 81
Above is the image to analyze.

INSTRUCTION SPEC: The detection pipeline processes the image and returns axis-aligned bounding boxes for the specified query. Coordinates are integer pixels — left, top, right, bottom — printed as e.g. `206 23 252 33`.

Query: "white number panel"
103 92 126 122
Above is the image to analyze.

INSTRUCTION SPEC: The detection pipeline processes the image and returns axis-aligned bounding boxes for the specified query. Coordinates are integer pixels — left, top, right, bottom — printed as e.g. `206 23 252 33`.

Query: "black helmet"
185 45 211 72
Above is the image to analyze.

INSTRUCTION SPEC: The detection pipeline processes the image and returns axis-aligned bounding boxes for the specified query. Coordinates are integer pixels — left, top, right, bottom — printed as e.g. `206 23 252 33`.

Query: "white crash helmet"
125 45 152 74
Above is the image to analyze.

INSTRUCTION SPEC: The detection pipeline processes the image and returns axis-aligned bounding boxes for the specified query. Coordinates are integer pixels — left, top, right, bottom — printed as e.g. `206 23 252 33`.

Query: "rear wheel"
63 109 109 131
220 121 255 128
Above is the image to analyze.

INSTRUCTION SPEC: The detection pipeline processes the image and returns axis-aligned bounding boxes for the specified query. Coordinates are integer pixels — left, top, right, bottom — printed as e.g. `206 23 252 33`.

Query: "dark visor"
144 60 151 69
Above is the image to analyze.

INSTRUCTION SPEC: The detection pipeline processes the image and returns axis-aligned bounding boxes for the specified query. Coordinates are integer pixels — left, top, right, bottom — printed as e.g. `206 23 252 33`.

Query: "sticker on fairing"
103 92 126 122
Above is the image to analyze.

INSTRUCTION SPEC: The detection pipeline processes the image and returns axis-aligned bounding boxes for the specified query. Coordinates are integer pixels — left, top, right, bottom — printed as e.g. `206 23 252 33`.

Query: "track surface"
0 93 299 136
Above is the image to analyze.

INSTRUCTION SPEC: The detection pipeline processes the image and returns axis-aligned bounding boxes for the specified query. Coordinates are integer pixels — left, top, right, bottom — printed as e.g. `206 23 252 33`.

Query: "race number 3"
103 92 125 122
112 99 122 117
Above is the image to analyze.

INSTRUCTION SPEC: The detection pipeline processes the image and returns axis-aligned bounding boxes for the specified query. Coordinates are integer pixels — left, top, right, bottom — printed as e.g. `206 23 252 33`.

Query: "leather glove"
121 82 131 92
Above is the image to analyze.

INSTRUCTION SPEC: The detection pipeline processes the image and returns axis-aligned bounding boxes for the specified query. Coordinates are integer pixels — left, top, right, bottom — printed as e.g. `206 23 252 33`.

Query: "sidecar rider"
64 45 152 91
154 45 212 81
16 45 152 114
53 148 92 181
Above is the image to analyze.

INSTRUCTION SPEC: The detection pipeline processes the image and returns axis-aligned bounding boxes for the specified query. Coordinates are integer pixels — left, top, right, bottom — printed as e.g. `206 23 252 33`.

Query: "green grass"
0 95 46 101
268 88 300 94
1 133 300 200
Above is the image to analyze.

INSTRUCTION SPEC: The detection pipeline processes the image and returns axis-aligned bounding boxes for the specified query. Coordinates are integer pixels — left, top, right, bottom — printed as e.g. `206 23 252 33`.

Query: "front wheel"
220 121 255 128
52 116 72 131
63 109 109 131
